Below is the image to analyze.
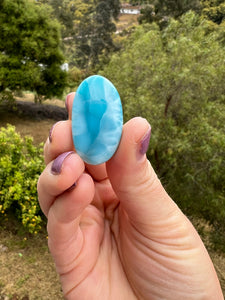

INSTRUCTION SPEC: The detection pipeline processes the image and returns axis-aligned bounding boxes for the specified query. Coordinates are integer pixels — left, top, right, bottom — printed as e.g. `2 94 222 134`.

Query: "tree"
138 0 201 25
69 0 94 69
69 0 121 70
138 4 158 25
47 0 75 39
34 0 121 73
129 0 152 4
90 0 118 66
102 12 225 229
0 0 67 102
156 0 201 18
201 0 225 24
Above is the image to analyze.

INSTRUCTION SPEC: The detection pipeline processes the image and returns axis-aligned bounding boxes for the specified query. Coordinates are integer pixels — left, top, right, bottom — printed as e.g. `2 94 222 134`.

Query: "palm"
52 178 137 299
49 175 179 299
51 174 220 300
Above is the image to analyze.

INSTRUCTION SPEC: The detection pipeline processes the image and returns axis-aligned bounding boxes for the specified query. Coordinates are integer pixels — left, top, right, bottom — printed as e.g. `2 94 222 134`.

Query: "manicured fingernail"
49 122 60 143
65 93 73 112
139 126 151 156
51 151 74 175
66 182 77 192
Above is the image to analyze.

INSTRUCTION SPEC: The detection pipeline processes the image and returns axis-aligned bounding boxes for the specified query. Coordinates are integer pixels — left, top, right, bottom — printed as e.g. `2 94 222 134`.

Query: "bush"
102 13 225 229
67 66 85 88
0 125 45 233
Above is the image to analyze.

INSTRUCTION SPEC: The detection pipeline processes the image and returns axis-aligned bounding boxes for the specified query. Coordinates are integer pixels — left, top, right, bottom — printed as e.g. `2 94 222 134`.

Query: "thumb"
106 117 181 233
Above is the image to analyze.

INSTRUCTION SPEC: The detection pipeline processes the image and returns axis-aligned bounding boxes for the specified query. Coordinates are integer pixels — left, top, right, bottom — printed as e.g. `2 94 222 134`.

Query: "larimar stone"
72 75 123 165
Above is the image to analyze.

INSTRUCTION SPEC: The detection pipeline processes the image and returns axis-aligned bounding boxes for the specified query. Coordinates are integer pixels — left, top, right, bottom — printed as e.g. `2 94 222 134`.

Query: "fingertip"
123 117 151 145
37 152 85 216
65 92 75 120
107 117 179 233
44 120 74 165
108 117 151 169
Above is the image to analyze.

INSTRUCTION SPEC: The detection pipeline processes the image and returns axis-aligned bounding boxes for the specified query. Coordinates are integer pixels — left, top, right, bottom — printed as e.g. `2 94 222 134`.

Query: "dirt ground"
0 220 63 300
116 13 138 32
0 93 67 145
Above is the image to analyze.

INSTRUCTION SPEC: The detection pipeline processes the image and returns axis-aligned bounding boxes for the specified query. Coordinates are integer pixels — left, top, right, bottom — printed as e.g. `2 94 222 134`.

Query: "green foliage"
0 125 45 233
0 0 67 102
129 0 152 4
138 5 157 25
67 66 86 89
156 0 201 18
90 1 118 65
102 12 225 228
61 0 120 70
47 0 75 39
201 0 225 24
34 0 121 74
138 0 201 26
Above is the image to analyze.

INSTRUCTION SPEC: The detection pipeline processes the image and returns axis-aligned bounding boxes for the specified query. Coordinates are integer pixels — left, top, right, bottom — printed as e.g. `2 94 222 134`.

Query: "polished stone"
72 75 123 165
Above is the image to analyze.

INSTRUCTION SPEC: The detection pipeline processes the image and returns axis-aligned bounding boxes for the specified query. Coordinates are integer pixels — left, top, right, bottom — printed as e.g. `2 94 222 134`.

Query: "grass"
0 216 63 300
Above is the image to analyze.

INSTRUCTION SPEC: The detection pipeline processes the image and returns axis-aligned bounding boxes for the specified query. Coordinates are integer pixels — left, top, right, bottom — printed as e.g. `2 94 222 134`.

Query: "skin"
37 93 223 300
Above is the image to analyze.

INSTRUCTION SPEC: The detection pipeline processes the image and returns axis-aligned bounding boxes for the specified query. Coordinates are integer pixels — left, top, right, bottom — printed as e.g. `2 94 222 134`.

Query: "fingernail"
65 93 73 112
51 151 74 175
66 182 77 192
49 122 59 143
139 126 151 156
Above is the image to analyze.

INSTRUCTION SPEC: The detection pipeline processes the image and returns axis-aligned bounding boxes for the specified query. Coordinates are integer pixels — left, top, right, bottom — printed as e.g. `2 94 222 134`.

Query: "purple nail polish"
51 151 74 175
49 122 60 143
66 182 77 192
140 127 151 156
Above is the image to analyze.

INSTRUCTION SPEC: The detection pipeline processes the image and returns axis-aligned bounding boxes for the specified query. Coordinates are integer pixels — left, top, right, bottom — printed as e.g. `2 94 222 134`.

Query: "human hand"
37 93 223 299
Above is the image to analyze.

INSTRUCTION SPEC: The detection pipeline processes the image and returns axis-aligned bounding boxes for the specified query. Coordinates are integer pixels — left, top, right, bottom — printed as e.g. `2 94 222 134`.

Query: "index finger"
65 92 75 120
45 92 108 182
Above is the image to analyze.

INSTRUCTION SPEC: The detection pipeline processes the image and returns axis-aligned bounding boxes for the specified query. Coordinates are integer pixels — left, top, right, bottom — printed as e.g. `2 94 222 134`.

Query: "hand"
37 93 223 300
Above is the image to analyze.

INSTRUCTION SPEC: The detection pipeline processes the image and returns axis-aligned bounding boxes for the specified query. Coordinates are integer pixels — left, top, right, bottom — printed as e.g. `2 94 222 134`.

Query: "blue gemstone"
72 75 123 165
